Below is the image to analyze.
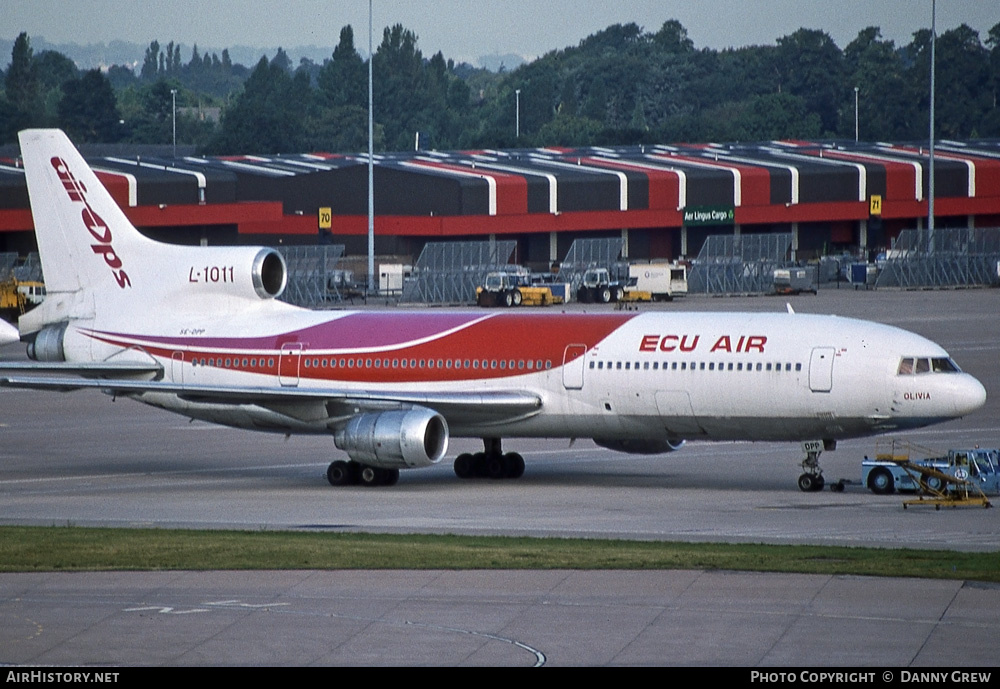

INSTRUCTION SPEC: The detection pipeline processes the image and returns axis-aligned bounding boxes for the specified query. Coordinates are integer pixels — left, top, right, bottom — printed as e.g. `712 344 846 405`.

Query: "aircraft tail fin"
19 129 151 294
18 129 155 330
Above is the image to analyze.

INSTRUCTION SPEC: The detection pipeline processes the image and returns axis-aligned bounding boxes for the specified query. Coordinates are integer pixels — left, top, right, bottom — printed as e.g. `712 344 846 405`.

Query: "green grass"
0 525 996 581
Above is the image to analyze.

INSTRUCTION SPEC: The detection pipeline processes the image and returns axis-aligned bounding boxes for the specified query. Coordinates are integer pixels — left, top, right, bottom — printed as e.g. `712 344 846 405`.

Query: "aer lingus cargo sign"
682 205 735 226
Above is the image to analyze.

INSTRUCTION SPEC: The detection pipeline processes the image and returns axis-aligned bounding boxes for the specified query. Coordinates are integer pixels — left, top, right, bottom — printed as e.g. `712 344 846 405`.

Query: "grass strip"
0 526 996 581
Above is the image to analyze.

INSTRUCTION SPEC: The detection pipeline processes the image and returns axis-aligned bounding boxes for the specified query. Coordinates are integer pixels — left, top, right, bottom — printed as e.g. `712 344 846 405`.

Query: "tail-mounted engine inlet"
27 322 68 361
252 248 287 299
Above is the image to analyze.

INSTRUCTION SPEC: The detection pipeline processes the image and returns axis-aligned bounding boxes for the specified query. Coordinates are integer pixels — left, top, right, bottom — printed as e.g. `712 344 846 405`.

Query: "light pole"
367 0 374 294
854 86 859 142
515 89 521 139
170 88 177 157
928 0 936 234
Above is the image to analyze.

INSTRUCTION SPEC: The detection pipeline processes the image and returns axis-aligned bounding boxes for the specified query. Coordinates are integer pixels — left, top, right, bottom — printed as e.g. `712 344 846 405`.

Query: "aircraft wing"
0 362 163 377
0 373 543 427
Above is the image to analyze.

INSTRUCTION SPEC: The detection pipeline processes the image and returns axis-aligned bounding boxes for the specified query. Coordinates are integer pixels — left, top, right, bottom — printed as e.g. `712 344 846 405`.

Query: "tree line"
3 19 999 154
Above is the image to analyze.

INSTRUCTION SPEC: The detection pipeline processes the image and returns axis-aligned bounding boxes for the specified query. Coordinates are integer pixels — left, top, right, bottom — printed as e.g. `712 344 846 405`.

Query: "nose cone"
955 374 988 417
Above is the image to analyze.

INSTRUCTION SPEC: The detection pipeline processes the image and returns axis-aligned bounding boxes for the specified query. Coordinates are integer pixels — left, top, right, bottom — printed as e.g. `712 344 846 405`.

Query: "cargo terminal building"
2 139 999 270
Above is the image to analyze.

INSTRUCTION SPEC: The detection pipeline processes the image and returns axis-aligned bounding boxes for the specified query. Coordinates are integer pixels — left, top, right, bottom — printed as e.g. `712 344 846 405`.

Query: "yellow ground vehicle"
476 272 561 307
576 268 625 303
0 279 23 315
0 278 45 319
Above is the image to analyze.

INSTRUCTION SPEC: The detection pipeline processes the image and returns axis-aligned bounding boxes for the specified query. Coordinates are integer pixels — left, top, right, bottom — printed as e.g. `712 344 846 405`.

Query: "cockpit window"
932 357 960 373
898 357 961 375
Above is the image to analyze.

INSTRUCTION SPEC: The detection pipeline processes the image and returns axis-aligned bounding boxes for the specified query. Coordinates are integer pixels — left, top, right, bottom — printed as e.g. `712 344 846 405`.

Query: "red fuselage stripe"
84 313 633 383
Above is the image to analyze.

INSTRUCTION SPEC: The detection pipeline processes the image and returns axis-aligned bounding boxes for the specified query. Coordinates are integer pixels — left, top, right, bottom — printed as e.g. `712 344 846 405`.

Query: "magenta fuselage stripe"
94 312 499 350
81 312 636 383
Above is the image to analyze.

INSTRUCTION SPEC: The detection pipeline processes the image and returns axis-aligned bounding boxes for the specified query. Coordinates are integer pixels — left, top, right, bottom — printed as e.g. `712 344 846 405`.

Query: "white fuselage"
59 305 986 445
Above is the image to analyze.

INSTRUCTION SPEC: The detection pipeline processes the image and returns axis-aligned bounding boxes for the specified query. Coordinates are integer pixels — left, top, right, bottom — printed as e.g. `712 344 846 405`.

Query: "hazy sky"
3 0 997 66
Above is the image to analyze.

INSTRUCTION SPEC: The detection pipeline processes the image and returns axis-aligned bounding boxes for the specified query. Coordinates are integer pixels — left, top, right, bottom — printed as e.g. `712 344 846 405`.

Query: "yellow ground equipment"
476 272 562 307
0 277 25 317
899 454 993 510
3 277 43 315
863 440 995 509
1 277 45 322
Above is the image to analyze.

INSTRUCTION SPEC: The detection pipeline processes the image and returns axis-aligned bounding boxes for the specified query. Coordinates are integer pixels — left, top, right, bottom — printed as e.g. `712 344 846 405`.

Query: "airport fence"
401 240 516 304
0 252 43 282
557 237 627 293
275 244 346 307
687 233 797 294
875 227 1000 288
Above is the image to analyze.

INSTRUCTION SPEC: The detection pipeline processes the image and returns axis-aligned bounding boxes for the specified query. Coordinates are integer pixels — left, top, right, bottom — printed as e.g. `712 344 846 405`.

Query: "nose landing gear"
797 440 834 492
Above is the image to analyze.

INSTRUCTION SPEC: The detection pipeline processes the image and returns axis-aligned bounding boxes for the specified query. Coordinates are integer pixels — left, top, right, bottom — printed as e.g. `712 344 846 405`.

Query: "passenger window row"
192 357 274 368
189 356 554 372
299 357 553 371
589 360 803 373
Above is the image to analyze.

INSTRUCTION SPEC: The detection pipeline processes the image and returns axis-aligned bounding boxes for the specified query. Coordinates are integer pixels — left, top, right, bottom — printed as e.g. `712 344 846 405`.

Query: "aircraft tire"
797 473 817 492
487 455 506 479
327 460 355 486
505 452 525 479
454 453 474 479
359 465 387 487
472 452 489 477
867 468 895 495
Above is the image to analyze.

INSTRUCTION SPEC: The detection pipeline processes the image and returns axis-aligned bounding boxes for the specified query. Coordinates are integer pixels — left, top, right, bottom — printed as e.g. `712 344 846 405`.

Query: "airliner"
0 319 18 346
0 129 987 490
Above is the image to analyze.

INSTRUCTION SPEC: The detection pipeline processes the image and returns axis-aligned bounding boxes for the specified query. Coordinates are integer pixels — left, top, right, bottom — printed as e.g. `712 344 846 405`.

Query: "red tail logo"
50 156 131 289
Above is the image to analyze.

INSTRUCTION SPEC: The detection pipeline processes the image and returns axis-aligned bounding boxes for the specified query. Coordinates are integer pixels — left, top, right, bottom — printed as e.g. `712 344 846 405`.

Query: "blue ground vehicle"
862 448 1000 496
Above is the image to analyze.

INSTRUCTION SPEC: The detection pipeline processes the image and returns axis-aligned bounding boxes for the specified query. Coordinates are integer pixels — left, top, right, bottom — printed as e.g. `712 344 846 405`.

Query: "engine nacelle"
250 248 287 299
176 246 287 301
26 322 68 361
593 438 686 455
335 408 449 469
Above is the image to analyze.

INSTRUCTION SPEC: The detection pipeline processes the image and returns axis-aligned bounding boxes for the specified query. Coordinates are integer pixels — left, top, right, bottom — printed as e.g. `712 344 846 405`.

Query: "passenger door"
808 347 835 392
562 344 587 390
278 343 303 387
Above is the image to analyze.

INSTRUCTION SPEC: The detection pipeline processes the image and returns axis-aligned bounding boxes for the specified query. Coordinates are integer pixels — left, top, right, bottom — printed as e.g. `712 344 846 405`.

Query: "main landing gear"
453 438 525 480
326 460 399 487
